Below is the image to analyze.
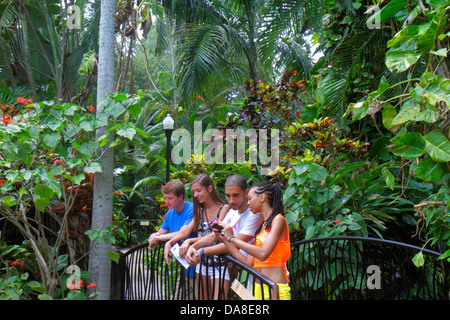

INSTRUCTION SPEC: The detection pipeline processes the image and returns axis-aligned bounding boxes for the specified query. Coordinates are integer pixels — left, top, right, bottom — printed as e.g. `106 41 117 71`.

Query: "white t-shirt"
222 207 263 240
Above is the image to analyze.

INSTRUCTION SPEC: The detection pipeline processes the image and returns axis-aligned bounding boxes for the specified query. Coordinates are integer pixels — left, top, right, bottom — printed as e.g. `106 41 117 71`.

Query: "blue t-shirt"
160 201 193 233
160 201 195 276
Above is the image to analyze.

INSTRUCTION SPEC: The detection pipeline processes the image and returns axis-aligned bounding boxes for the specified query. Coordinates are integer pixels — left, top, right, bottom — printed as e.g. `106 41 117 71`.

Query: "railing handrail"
223 253 279 300
111 237 449 300
111 241 280 300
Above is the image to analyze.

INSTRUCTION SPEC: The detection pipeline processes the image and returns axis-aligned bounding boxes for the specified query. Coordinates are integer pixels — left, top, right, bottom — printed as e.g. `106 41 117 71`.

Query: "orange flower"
12 260 25 267
17 97 32 105
87 283 97 289
113 191 124 196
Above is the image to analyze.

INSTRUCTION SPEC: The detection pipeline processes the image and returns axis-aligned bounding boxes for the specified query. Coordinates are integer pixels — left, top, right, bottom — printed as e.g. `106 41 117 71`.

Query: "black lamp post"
163 114 174 183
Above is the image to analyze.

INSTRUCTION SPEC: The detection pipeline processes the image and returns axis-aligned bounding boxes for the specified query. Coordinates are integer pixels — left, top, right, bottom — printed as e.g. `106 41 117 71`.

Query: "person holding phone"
183 175 263 299
216 182 291 300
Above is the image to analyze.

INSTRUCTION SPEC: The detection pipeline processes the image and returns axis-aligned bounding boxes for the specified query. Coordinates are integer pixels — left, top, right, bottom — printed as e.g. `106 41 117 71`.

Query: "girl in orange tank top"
216 182 291 300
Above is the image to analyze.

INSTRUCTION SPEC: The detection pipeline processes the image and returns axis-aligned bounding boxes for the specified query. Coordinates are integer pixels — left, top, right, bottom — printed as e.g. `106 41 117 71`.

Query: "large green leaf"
350 101 369 121
427 0 450 10
413 104 440 123
78 50 96 75
387 25 420 48
382 103 398 131
369 76 390 98
422 74 450 106
84 162 103 174
415 158 448 181
391 100 420 126
390 132 426 159
382 167 395 190
370 0 408 23
417 8 446 53
33 184 55 212
385 49 421 73
424 130 450 162
43 132 61 149
117 125 137 140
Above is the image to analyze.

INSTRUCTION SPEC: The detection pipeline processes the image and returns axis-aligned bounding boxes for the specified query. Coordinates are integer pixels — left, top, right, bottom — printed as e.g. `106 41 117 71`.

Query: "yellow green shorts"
252 282 291 300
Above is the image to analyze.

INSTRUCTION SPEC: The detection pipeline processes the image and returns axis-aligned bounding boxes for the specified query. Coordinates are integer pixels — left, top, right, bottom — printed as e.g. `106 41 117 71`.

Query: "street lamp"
163 114 174 183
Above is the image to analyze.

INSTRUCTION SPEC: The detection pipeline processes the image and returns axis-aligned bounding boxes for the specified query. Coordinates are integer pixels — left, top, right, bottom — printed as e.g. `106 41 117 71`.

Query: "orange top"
253 215 291 282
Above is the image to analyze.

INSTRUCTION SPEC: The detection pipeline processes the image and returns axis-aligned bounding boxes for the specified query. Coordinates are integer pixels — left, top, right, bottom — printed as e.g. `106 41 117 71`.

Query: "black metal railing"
288 236 449 300
110 242 278 300
111 236 449 300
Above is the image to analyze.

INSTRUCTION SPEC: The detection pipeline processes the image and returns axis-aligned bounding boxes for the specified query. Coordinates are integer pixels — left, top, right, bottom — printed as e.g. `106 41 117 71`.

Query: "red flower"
88 105 95 112
11 260 25 267
17 97 32 105
87 283 97 289
334 219 341 224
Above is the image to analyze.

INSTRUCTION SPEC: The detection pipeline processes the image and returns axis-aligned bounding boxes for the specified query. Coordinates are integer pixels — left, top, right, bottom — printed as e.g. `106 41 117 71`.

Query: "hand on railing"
179 238 194 258
163 241 173 263
148 233 160 250
185 246 201 266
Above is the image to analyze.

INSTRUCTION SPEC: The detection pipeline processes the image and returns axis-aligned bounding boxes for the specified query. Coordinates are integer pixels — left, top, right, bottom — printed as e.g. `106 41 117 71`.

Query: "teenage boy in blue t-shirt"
148 179 193 249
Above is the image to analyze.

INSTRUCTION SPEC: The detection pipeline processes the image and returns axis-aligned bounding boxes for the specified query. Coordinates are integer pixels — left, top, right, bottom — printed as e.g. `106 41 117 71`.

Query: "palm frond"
175 23 245 101
318 22 384 119
275 40 313 78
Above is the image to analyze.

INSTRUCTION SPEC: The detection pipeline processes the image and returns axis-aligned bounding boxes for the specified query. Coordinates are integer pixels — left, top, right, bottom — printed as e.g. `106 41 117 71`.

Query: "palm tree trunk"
87 0 116 300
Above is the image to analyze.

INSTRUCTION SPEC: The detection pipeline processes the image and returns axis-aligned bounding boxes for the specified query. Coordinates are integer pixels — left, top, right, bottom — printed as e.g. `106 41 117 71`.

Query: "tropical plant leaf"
382 103 398 131
78 50 96 75
390 132 426 159
422 74 450 106
415 158 448 181
385 49 422 73
424 130 450 162
391 100 420 126
382 167 395 190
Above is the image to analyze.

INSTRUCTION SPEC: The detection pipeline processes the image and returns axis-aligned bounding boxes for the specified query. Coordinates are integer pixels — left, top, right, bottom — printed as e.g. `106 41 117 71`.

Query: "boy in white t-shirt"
184 175 263 267
182 175 263 299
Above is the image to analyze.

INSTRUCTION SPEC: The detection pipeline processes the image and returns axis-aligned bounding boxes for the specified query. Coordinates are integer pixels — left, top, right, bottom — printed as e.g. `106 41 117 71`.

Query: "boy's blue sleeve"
183 202 194 226
160 212 170 231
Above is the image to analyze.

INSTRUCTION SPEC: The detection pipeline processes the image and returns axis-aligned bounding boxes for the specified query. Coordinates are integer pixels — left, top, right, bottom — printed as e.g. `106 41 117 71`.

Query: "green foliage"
284 155 414 240
0 91 146 297
345 0 450 259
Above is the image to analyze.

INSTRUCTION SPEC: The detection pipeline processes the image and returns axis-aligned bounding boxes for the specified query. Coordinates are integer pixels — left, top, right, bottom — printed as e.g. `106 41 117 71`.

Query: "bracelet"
228 236 235 242
199 248 205 258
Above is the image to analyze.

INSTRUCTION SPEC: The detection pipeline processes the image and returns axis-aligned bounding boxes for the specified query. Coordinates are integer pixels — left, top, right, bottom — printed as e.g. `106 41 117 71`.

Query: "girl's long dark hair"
191 173 224 223
252 182 284 232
